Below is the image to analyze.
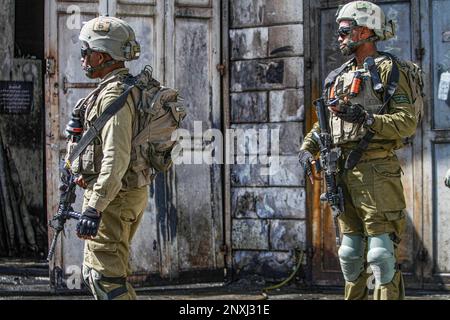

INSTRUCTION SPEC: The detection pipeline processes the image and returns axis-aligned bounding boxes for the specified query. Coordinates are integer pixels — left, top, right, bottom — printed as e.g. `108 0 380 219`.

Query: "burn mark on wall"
230 28 268 60
231 92 268 123
155 172 178 244
231 57 303 92
232 188 305 220
234 191 258 217
264 61 284 84
233 250 297 280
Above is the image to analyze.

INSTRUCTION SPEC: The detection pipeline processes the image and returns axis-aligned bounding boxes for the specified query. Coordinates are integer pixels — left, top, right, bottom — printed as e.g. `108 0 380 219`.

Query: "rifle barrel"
47 210 81 262
67 211 82 220
314 98 329 134
47 231 60 262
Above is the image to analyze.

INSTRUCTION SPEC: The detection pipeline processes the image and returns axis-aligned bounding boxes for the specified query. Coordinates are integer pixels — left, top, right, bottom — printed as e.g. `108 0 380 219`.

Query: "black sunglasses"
337 26 354 37
81 47 93 58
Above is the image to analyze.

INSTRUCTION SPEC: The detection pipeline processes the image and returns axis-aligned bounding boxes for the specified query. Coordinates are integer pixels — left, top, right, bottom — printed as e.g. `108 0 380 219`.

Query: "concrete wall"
229 0 306 280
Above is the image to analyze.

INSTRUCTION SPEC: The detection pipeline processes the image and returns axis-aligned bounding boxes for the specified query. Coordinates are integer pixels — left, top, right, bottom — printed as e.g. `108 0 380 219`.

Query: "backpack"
65 66 186 177
395 58 425 125
129 66 187 173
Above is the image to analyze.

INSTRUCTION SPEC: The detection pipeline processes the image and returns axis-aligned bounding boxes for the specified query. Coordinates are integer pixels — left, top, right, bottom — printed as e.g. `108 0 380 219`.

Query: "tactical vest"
68 74 122 179
69 68 185 190
328 55 389 145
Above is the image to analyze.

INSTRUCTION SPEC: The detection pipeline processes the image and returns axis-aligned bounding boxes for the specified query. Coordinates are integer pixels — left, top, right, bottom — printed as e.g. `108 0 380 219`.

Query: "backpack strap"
66 80 135 169
344 53 400 170
322 58 355 97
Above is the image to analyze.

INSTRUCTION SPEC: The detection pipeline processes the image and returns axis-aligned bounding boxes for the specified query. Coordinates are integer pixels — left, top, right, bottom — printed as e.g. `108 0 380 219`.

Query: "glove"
74 176 88 189
298 150 315 184
76 206 101 238
334 103 368 124
445 169 450 188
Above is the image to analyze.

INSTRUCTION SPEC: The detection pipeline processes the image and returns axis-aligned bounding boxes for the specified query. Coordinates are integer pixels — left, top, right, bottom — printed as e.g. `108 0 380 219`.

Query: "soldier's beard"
340 42 356 56
83 66 95 79
340 36 379 56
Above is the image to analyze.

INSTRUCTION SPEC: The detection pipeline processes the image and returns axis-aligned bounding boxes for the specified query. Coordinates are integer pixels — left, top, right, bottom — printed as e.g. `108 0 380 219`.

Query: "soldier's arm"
368 64 418 139
87 87 135 212
300 121 321 155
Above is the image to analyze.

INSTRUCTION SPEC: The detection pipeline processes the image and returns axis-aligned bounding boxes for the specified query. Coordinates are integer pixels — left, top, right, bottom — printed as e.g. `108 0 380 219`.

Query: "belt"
340 149 394 163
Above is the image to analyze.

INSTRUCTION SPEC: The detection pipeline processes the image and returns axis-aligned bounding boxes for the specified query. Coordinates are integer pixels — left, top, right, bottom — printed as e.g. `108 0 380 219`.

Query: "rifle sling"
323 58 355 97
66 84 134 167
344 53 400 170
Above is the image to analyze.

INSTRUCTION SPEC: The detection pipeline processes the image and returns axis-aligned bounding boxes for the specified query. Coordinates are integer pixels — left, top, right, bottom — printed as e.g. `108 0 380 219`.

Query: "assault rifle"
312 98 344 246
47 165 82 261
47 100 87 262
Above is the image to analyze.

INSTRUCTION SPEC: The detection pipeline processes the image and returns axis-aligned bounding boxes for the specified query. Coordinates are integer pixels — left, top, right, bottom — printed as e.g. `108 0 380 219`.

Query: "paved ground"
0 260 449 300
1 281 449 300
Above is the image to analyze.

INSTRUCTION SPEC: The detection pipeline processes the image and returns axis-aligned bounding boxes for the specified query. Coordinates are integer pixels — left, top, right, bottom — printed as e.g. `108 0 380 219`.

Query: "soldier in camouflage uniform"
68 16 150 300
299 1 419 300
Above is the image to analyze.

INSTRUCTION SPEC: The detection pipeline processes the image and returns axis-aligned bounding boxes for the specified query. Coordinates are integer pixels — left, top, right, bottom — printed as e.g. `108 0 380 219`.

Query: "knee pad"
82 266 128 300
367 234 396 285
338 235 365 282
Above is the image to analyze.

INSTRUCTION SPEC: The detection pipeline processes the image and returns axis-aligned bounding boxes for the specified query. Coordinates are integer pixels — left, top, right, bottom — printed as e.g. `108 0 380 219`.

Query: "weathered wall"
229 0 306 280
0 0 46 258
0 59 46 258
0 0 14 80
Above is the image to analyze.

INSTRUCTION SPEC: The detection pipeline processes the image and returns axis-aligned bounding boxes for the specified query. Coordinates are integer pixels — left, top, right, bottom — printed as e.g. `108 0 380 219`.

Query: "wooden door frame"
420 0 450 290
304 0 425 287
220 0 232 282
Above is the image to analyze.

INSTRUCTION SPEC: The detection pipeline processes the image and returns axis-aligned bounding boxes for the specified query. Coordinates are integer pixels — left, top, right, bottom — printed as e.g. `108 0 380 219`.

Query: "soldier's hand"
445 169 450 189
75 176 88 189
298 150 315 185
76 206 101 239
332 103 367 124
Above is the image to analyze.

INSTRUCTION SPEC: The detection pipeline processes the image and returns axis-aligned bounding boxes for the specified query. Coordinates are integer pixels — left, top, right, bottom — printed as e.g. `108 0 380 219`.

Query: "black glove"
76 206 101 238
334 103 368 124
298 150 315 183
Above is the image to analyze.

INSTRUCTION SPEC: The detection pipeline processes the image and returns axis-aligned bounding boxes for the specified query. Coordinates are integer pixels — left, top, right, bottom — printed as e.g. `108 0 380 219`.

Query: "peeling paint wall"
0 0 46 258
229 0 306 280
0 0 14 80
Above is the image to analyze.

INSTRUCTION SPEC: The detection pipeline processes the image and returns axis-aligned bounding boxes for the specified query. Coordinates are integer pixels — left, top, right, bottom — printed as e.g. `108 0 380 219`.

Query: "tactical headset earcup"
122 40 141 60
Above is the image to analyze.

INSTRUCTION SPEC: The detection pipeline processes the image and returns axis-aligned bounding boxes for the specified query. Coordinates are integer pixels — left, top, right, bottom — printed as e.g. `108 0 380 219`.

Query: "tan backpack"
129 66 187 174
66 66 186 177
395 58 425 125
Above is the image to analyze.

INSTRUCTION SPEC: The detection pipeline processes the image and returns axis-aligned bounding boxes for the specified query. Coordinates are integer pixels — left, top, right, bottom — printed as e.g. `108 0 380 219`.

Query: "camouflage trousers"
337 155 406 300
82 186 149 300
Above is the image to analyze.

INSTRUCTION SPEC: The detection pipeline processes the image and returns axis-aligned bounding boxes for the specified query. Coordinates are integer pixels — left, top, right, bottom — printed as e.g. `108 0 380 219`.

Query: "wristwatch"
364 112 375 128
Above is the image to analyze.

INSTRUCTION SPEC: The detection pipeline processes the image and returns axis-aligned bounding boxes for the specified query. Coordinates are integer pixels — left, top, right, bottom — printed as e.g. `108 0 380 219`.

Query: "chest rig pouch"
329 55 389 145
67 83 108 176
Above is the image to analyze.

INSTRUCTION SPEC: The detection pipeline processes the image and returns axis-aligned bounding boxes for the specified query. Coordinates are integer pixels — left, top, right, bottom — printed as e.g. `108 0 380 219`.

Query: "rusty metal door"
420 0 450 289
305 0 424 287
45 0 225 289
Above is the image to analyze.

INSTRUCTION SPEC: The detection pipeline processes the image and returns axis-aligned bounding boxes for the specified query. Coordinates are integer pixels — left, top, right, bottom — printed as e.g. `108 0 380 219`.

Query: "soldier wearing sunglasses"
299 1 422 300
65 16 146 300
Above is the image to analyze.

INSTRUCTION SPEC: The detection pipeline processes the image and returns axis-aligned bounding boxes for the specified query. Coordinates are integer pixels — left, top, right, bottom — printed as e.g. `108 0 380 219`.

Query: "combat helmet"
336 1 395 41
79 16 141 62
